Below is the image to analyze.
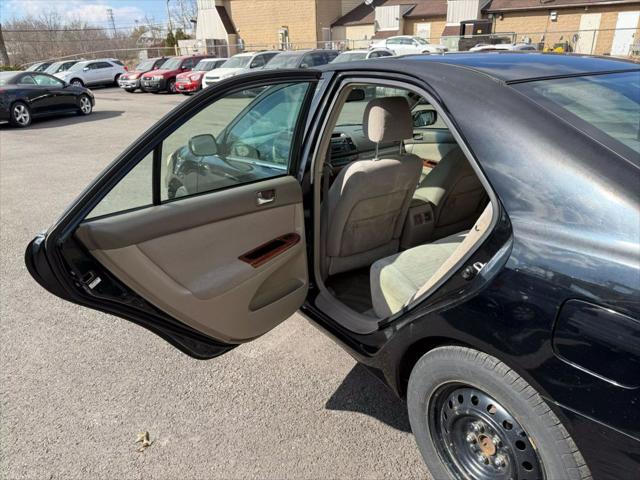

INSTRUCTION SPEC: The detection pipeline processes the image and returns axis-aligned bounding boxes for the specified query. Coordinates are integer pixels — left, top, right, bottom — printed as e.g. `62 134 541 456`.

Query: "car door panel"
75 175 307 343
405 129 456 164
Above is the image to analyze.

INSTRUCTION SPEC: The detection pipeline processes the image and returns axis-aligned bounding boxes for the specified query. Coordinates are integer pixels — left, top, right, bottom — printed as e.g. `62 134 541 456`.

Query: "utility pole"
106 8 116 36
0 23 10 66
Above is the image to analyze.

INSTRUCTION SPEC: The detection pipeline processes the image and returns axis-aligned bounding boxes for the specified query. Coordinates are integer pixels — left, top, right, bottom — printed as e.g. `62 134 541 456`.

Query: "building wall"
492 4 640 54
404 17 447 42
225 0 318 48
315 0 346 45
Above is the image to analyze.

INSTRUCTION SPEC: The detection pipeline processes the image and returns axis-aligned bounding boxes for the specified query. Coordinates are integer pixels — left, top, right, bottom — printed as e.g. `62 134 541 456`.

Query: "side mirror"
413 110 437 127
83 67 90 71
189 134 218 156
299 63 309 69
346 88 365 102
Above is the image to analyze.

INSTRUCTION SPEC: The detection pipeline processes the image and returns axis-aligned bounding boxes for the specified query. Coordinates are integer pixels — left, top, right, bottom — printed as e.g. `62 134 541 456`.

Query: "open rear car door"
25 70 320 359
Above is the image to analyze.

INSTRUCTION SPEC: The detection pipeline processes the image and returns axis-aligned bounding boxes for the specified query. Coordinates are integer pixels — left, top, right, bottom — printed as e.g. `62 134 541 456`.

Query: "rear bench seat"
369 202 494 318
370 231 468 318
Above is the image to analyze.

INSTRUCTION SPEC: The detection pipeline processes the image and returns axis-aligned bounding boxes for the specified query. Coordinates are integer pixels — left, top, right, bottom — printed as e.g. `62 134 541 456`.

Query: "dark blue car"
26 53 640 479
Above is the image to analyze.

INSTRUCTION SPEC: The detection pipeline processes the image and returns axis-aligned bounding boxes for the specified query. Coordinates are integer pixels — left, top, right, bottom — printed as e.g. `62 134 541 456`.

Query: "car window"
97 62 113 69
250 55 266 68
86 153 154 219
182 58 196 69
520 72 640 155
158 82 311 200
401 38 415 45
387 38 401 45
32 74 64 87
17 74 37 85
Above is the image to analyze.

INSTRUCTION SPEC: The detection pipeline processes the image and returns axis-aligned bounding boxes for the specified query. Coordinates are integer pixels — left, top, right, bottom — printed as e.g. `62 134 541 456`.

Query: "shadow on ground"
0 110 124 131
325 363 412 432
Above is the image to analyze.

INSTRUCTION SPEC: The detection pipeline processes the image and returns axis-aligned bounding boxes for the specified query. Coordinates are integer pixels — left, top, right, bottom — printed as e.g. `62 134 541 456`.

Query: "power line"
2 23 167 33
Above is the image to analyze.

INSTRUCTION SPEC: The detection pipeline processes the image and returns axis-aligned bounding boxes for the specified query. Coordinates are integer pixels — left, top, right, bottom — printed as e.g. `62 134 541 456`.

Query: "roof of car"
325 52 640 83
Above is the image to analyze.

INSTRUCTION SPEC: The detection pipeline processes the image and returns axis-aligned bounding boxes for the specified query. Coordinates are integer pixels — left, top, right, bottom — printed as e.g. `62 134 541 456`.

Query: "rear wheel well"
398 337 472 398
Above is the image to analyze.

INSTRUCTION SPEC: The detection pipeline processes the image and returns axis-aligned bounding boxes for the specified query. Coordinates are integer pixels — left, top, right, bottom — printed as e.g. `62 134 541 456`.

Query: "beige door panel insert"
76 176 308 343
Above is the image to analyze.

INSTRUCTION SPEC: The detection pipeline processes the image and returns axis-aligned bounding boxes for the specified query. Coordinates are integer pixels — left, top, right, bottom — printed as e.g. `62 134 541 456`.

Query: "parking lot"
0 88 428 479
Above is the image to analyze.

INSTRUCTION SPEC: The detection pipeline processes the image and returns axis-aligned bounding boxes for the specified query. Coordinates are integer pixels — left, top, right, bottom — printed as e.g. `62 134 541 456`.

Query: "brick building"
329 0 639 55
195 0 361 53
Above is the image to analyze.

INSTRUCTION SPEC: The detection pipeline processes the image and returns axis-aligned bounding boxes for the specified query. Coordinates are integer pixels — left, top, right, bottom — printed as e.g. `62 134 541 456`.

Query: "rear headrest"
363 96 413 143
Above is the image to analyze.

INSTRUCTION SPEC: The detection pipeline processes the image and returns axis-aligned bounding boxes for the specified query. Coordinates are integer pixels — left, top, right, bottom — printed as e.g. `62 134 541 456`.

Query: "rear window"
518 71 640 156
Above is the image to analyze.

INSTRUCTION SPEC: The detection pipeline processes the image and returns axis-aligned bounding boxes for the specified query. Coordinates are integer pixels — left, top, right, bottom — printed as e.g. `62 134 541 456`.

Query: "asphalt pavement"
0 88 428 479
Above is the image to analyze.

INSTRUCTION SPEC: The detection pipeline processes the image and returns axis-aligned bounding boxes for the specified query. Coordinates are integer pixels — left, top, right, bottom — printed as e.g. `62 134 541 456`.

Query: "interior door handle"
256 189 275 206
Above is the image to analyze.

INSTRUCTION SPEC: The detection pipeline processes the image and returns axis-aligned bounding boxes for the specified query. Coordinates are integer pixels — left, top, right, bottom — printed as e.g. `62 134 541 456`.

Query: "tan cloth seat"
413 147 486 241
323 97 422 276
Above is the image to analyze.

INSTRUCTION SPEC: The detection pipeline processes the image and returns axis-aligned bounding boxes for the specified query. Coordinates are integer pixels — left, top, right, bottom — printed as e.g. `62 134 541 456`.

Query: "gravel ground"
0 88 427 479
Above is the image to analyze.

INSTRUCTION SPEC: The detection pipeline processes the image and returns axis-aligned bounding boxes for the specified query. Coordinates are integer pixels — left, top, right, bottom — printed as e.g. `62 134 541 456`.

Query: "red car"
118 57 167 93
141 55 210 94
175 58 228 95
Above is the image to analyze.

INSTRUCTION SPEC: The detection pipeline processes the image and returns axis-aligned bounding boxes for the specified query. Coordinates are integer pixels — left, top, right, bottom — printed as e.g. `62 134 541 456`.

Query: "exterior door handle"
256 189 275 206
413 133 423 140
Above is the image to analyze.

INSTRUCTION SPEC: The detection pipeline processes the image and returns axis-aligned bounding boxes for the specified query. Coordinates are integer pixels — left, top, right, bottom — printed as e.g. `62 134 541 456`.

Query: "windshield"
160 57 182 70
522 72 640 155
44 62 62 74
193 60 218 71
0 72 18 85
221 56 251 69
135 59 156 71
333 52 366 63
265 54 300 69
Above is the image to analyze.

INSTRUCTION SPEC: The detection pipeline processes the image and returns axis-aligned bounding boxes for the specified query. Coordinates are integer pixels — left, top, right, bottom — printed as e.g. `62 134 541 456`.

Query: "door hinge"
461 261 485 281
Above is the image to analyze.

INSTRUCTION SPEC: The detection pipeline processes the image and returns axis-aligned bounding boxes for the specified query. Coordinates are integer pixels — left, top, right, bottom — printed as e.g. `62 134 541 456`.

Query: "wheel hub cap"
429 385 544 480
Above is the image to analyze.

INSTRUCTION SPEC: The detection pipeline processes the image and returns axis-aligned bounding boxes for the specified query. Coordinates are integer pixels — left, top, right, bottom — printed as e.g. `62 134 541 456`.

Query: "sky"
0 0 171 27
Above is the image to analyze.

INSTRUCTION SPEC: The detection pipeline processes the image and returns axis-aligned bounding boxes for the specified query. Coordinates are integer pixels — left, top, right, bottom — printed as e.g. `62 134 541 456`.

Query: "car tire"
113 74 121 86
407 346 592 480
77 94 93 116
70 78 84 87
167 79 176 94
9 101 32 128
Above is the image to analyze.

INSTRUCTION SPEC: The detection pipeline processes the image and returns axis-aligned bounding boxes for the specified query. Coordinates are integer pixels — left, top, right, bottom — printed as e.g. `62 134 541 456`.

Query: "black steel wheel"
430 384 543 480
407 346 591 480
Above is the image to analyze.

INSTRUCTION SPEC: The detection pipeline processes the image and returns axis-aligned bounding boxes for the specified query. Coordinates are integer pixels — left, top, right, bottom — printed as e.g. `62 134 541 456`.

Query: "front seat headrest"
363 96 413 144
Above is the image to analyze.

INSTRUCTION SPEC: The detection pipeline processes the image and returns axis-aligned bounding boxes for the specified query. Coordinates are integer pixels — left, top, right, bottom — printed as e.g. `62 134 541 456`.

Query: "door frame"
26 69 321 359
300 71 503 334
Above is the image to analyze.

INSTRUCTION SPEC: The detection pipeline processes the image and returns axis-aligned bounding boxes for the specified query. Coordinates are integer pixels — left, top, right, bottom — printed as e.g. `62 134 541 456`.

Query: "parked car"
0 71 94 127
264 49 340 69
140 55 210 94
44 60 80 75
470 42 539 52
118 57 167 92
25 53 640 480
201 51 279 87
331 48 394 63
175 58 228 95
371 35 448 55
25 61 53 72
55 58 126 87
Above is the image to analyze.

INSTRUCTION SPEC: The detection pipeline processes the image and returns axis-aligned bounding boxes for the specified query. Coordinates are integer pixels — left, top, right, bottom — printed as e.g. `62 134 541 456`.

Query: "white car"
202 51 279 88
469 43 538 52
331 48 394 63
370 35 448 55
55 58 126 87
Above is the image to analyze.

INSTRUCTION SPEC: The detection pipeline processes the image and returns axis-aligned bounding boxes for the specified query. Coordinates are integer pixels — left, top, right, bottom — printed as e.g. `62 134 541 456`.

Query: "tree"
165 30 176 47
175 28 190 41
0 24 10 66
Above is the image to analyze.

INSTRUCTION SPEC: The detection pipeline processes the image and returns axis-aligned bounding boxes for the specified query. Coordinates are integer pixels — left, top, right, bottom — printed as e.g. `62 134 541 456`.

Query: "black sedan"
25 54 639 479
0 71 94 127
